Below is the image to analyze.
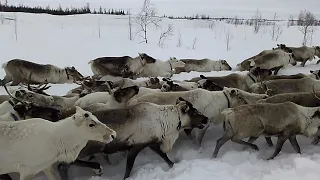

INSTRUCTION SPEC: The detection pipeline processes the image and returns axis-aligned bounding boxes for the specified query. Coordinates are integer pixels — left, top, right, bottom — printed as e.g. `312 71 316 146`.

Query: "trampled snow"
1 7 320 180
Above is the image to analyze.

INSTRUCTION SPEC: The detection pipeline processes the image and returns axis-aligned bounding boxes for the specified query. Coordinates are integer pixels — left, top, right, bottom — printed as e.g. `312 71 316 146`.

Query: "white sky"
2 0 320 19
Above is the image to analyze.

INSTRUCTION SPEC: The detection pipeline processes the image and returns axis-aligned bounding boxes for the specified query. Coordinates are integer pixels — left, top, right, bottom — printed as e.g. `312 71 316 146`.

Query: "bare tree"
97 18 101 38
274 25 283 41
0 14 4 24
253 9 262 33
176 31 182 48
234 16 240 27
158 24 174 48
298 10 316 46
288 15 294 27
309 28 315 45
225 28 233 51
14 13 18 41
128 10 133 41
270 13 278 40
192 37 197 50
135 0 161 43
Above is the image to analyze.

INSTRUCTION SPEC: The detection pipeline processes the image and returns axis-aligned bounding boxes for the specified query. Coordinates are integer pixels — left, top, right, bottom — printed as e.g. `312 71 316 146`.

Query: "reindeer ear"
180 103 190 113
15 91 22 98
200 75 207 79
176 97 185 104
75 106 84 113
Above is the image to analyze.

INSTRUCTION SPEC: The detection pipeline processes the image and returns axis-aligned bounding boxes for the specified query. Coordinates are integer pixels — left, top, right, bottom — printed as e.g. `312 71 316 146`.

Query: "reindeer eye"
28 94 33 98
89 123 95 127
84 113 89 118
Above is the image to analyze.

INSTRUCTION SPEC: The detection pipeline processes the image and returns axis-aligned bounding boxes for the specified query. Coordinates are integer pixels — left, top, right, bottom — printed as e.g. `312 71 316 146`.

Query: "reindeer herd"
0 43 320 180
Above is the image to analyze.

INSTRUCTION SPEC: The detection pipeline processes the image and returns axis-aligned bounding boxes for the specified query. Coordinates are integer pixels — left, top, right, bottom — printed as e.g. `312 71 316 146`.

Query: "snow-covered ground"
1 6 320 180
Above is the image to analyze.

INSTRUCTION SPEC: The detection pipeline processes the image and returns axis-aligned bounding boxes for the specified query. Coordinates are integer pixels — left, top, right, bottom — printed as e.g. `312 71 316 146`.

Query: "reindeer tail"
88 60 94 65
2 62 7 70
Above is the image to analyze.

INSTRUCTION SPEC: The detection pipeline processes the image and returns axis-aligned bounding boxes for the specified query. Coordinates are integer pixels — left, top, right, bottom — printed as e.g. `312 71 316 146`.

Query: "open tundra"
213 102 320 160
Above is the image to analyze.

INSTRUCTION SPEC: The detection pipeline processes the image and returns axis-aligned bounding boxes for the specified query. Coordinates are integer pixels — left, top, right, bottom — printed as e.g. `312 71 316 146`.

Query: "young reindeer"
257 86 320 145
0 106 116 180
213 101 320 160
57 97 208 180
2 59 84 85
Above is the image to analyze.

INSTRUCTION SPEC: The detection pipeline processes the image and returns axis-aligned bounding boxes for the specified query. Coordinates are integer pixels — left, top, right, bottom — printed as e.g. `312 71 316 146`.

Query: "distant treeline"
162 14 320 27
0 3 127 16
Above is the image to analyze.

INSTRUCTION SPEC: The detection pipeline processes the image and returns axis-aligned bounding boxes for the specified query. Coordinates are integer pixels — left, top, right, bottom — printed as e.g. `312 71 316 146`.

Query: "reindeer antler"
0 79 29 106
22 74 51 96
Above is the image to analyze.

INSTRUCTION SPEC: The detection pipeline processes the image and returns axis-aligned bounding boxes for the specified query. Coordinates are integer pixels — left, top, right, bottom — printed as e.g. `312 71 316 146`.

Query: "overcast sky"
3 0 320 19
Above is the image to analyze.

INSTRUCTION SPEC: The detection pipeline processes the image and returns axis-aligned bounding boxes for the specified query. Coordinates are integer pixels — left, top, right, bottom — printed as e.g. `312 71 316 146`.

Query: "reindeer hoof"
311 137 320 145
252 144 259 151
198 146 204 153
93 165 103 176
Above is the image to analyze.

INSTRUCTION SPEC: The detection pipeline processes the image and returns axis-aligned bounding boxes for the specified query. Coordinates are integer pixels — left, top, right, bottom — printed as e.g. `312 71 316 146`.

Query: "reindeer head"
161 78 180 92
169 57 185 69
65 66 84 82
176 97 208 130
113 85 140 103
11 86 54 107
220 60 232 70
197 78 223 91
138 53 156 64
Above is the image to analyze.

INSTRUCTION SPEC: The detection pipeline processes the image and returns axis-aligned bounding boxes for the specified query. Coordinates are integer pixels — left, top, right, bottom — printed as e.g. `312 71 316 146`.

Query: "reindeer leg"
311 136 320 145
212 134 231 158
184 129 193 139
243 136 258 150
273 66 282 75
0 174 12 180
301 59 307 67
194 123 210 148
72 160 103 176
124 144 149 180
149 143 174 167
265 137 274 147
43 165 60 180
267 135 288 160
2 75 12 85
57 163 71 180
10 79 20 86
232 138 259 151
289 135 301 154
